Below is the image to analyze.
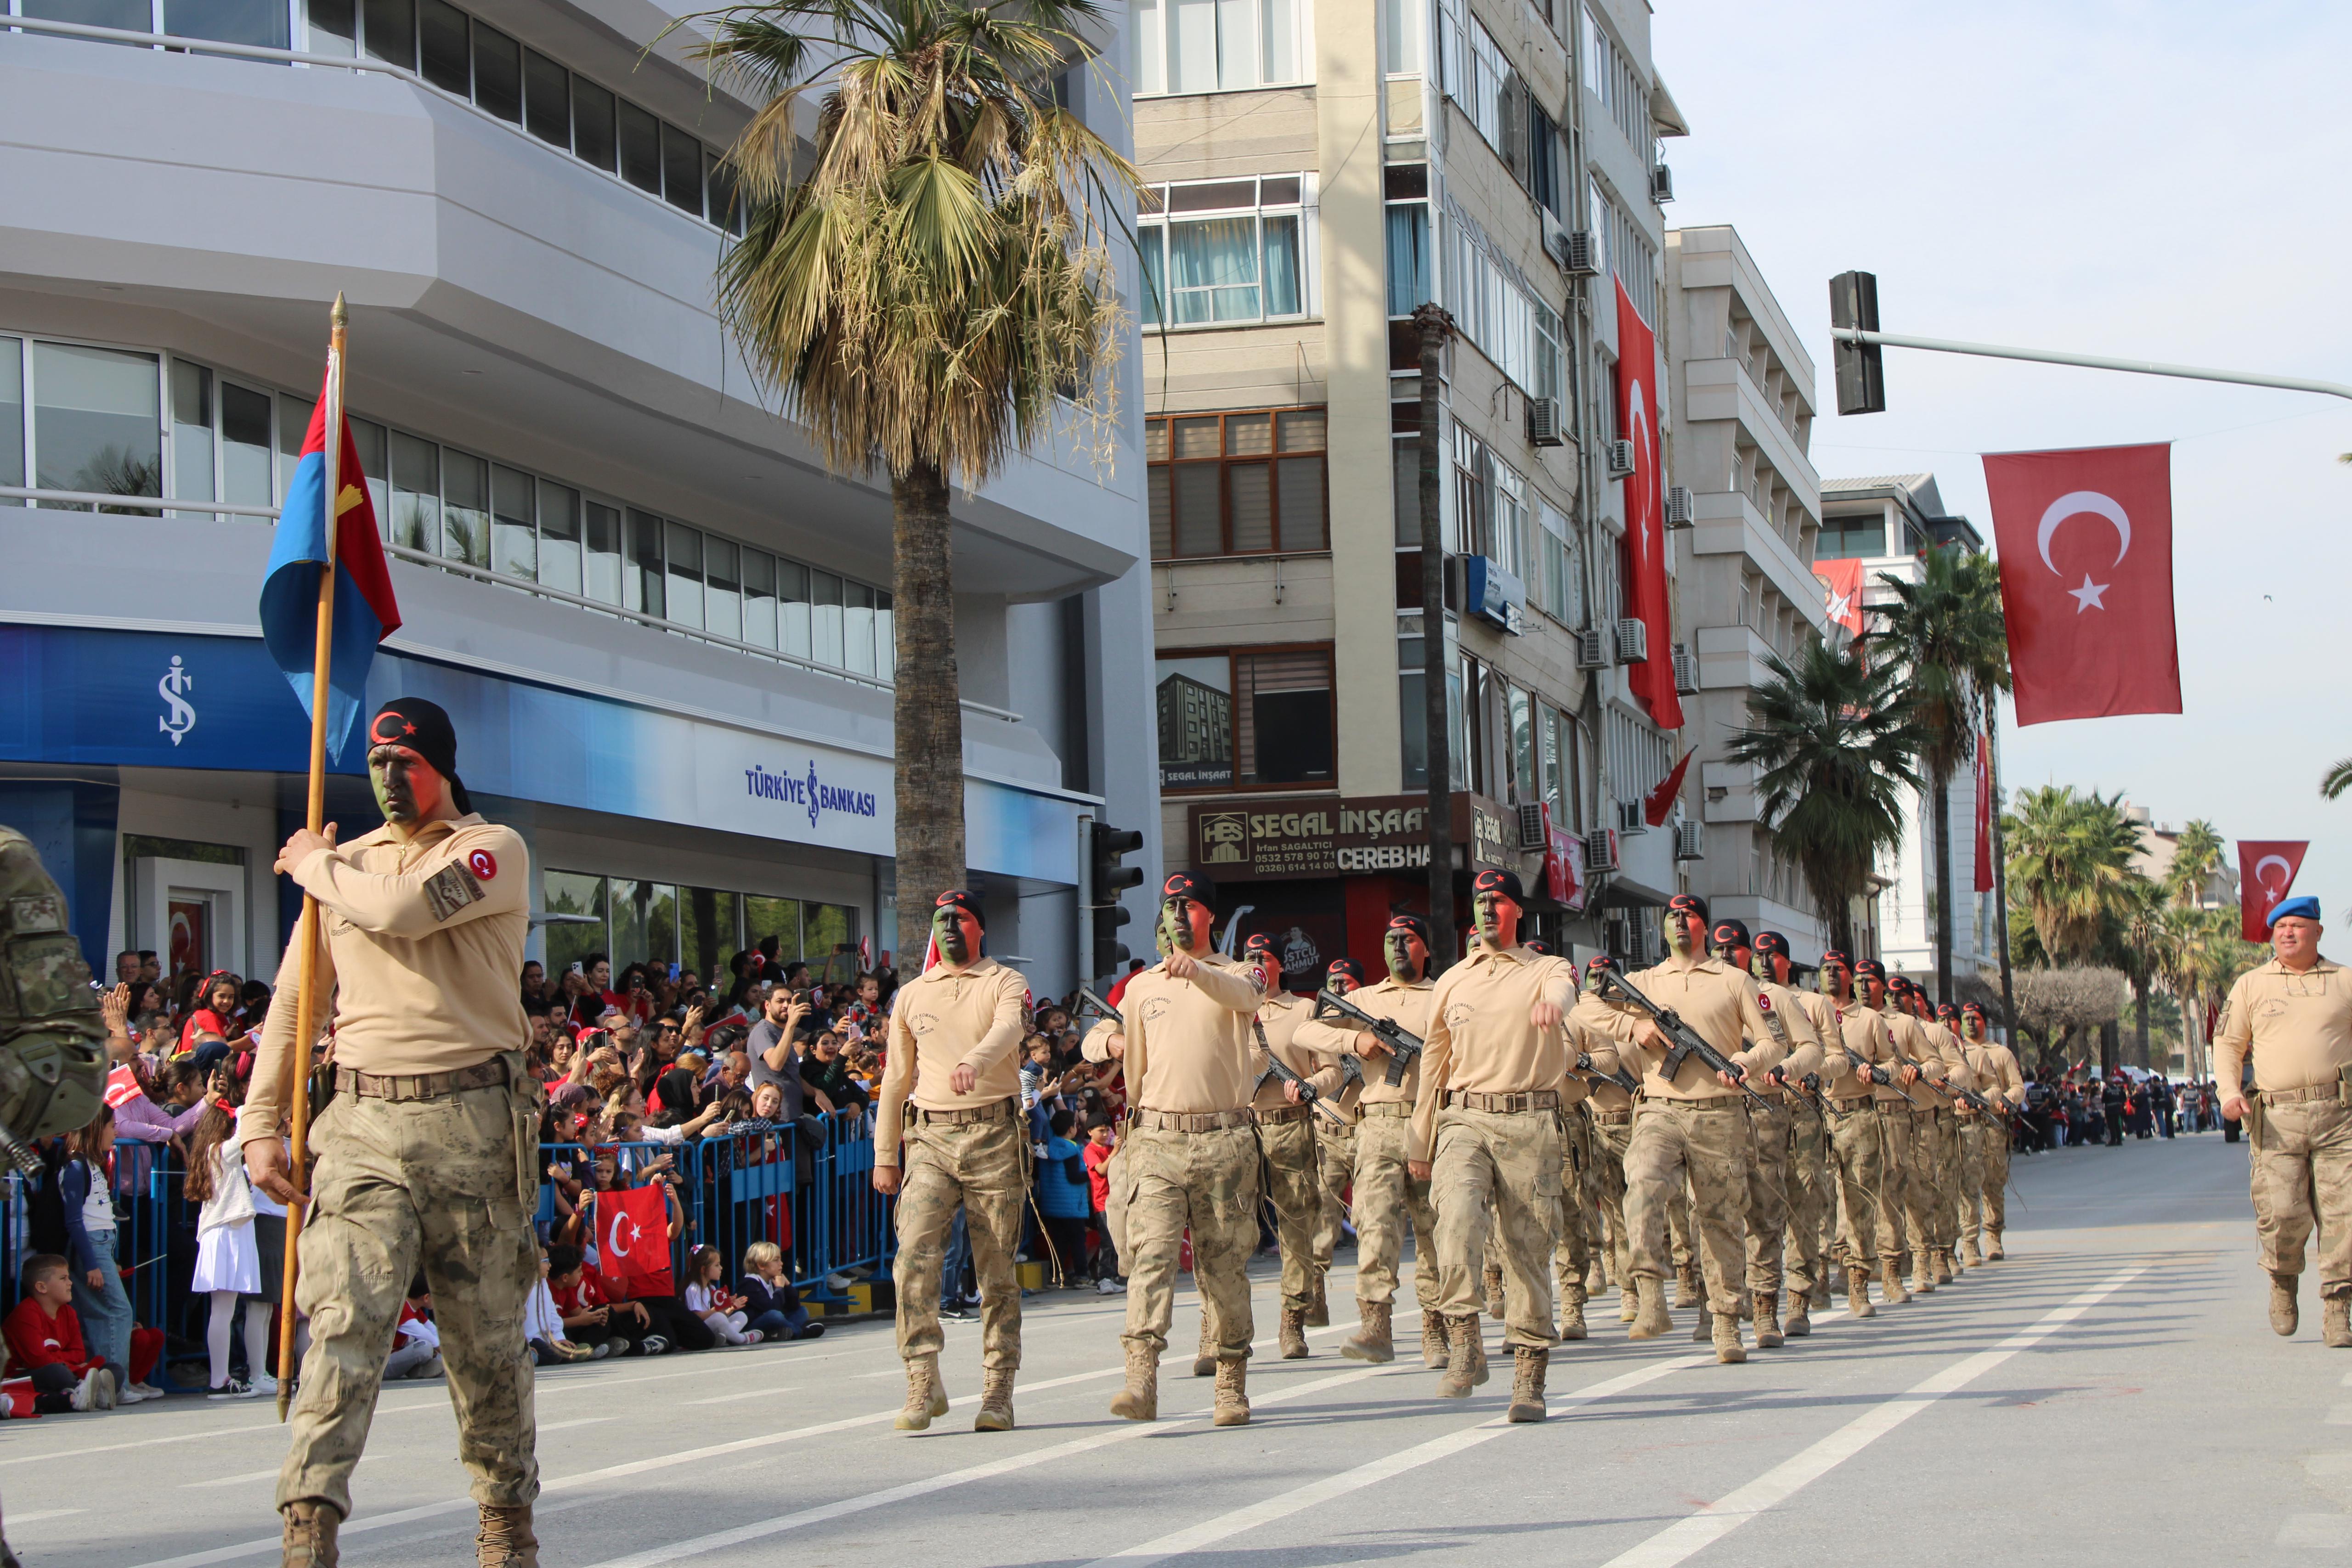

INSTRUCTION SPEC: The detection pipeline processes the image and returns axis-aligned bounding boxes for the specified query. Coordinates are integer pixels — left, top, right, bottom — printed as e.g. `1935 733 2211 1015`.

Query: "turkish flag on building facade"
1814 557 1865 637
1541 805 1587 912
1973 736 1996 893
2238 840 2310 940
591 1184 674 1299
1643 748 1693 828
1981 443 2180 726
1615 279 1682 731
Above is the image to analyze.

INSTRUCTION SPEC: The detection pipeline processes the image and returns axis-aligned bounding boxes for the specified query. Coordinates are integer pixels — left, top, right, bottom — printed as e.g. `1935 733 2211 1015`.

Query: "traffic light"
1829 270 1885 415
1089 822 1145 977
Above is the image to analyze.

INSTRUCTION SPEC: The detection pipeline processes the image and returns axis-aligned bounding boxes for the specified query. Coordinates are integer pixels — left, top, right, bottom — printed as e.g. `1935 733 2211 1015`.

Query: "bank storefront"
0 624 1084 988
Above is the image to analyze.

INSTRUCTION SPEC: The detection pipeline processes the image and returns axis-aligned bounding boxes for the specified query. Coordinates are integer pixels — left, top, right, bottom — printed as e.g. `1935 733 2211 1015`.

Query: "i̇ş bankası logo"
744 759 878 831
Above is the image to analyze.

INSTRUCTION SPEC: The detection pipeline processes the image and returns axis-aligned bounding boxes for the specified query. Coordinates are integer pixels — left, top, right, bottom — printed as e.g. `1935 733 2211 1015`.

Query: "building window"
1154 645 1337 792
1532 496 1581 626
1385 165 1430 318
1131 0 1307 96
545 869 855 980
1138 176 1311 329
1452 425 1527 578
1815 514 1906 559
1508 682 1536 805
22 340 161 508
1147 407 1328 559
1581 2 1647 148
1443 205 1563 401
1381 0 1419 73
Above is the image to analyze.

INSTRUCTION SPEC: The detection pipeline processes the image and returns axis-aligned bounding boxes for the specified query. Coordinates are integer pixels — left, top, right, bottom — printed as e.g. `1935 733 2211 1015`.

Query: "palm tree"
1724 639 1920 954
695 0 1139 963
2165 818 2225 908
2324 758 2352 800
2003 785 2144 965
1871 544 2009 1006
2112 876 2168 1067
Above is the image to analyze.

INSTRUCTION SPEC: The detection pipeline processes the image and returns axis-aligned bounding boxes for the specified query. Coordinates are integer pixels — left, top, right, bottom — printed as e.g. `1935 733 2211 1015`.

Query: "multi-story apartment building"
1657 225 1831 961
1816 473 1992 987
1132 0 1687 977
0 4 1157 998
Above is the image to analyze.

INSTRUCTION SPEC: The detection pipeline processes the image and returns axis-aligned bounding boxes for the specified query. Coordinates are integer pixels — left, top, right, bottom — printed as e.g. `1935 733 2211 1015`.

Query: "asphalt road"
9 1128 2326 1568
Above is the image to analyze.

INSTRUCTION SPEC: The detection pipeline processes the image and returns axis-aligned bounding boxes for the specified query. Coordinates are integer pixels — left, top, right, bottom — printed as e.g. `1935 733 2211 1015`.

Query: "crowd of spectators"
2013 1069 2225 1151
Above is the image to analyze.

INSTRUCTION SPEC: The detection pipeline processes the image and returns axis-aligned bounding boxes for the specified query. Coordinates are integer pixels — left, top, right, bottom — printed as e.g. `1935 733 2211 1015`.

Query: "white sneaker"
116 1383 158 1404
824 1273 854 1292
129 1381 169 1402
249 1373 279 1397
72 1369 113 1411
1097 1277 1124 1295
208 1378 260 1400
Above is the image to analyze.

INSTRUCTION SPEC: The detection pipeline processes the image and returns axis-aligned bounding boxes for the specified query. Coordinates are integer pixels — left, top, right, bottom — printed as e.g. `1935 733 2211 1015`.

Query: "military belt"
338 1059 508 1102
1254 1104 1313 1126
2260 1084 2339 1105
1442 1089 1560 1113
1357 1101 1413 1120
1134 1107 1255 1132
912 1097 1016 1125
1828 1094 1876 1111
1640 1095 1741 1112
1591 1107 1635 1126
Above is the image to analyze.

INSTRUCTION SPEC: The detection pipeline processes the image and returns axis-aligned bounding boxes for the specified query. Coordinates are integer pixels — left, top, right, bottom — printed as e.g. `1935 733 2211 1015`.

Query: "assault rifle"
1883 1038 1998 1116
1594 970 1771 1109
1074 984 1121 1025
1251 1023 1352 1129
1574 1051 1642 1096
1832 1040 1922 1106
1312 989 1425 1087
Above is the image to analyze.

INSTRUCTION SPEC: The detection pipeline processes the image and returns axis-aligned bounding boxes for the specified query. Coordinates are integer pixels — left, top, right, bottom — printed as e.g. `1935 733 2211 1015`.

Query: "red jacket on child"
3 1298 99 1378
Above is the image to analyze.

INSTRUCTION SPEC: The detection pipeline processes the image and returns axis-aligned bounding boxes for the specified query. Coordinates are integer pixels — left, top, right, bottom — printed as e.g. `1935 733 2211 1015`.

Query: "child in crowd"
525 1247 599 1364
1019 1037 1058 1153
1 1256 115 1412
385 1278 443 1380
59 1105 139 1401
683 1247 758 1345
1035 1109 1092 1288
547 1245 667 1358
1083 1116 1123 1293
183 1096 272 1399
738 1241 821 1342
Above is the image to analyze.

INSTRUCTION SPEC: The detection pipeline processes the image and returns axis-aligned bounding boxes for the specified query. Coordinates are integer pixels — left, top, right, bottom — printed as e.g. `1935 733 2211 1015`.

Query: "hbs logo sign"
158 655 197 746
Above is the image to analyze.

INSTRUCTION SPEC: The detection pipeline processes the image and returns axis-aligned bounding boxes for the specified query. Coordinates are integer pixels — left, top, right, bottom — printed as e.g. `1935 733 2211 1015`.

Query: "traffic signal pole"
1827 326 2352 402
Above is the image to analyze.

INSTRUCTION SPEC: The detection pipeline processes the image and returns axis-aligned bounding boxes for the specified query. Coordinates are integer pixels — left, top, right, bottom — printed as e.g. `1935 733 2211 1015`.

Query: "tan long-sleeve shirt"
1570 993 1637 1114
243 814 528 1148
1920 1018 1975 1093
1293 977 1437 1109
1588 953 1779 1103
875 957 1030 1166
1820 998 1898 1101
2215 958 2352 1094
1249 991 1345 1112
1755 981 1825 1103
1111 954 1266 1114
1408 945 1578 1161
1962 1039 2024 1113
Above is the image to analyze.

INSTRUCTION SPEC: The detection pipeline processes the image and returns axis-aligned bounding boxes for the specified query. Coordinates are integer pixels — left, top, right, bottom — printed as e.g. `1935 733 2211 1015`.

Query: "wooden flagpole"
276 293 345 1421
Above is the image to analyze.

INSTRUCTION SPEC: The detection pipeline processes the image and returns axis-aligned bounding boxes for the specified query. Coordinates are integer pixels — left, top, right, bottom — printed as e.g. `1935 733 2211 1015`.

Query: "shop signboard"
1190 792 1518 881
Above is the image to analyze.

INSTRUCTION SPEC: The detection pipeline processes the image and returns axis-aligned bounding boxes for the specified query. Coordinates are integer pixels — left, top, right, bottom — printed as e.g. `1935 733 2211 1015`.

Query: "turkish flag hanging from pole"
1973 736 1996 893
1814 557 1865 637
592 1184 674 1299
1643 748 1693 828
1981 443 2180 726
2238 840 2310 940
1615 279 1683 731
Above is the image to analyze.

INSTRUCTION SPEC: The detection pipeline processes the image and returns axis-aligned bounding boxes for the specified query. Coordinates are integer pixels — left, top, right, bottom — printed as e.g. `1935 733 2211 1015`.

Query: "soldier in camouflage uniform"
1307 961 1364 1330
1956 1002 2024 1263
1754 931 1830 1334
1712 920 1823 1349
1240 934 1345 1361
1570 959 1639 1323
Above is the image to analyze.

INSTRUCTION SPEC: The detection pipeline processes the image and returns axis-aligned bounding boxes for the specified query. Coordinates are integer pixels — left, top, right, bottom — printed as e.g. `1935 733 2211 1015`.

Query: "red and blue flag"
260 371 401 761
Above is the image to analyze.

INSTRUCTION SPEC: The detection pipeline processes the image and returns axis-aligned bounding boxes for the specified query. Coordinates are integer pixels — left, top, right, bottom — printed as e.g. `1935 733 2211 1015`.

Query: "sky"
1651 0 2352 920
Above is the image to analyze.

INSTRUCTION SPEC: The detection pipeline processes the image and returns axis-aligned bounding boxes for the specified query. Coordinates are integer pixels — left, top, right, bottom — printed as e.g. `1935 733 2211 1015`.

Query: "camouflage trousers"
1430 1105 1562 1350
1928 1110 1962 1250
1624 1099 1749 1316
1784 1103 1830 1299
1551 1109 1592 1304
1312 1119 1358 1269
892 1112 1026 1370
1968 1116 2010 1240
1589 1111 1634 1286
1741 1101 1793 1298
1953 1114 1987 1247
1825 1101 1883 1278
1256 1114 1324 1312
279 1072 538 1517
2250 1097 2352 1295
1351 1106 1437 1311
1874 1105 1914 1273
1123 1124 1261 1359
1898 1109 1945 1263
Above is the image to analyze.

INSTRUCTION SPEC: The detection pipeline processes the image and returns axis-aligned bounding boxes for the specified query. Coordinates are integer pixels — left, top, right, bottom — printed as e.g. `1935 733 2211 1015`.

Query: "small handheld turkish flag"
592 1185 674 1299
2238 840 2310 941
1982 443 2180 726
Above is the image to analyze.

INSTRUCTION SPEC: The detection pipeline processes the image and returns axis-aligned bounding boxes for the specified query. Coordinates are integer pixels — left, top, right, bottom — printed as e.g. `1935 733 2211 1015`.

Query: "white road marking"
2326 1405 2352 1426
579 1363 1401 1568
682 1388 797 1406
6 1510 85 1526
537 1416 619 1433
2279 1514 2352 1548
1083 1354 1711 1568
1592 1263 2150 1568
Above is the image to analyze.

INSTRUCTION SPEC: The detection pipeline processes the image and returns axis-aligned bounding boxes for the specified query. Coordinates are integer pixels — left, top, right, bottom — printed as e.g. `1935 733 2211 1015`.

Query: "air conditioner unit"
1672 642 1700 695
1526 396 1565 448
1614 616 1649 664
1616 799 1648 834
1651 164 1675 203
1605 439 1636 479
1563 230 1603 277
1629 921 1661 967
1583 826 1620 872
1576 629 1611 670
1664 485 1694 527
1674 820 1706 861
1516 801 1548 852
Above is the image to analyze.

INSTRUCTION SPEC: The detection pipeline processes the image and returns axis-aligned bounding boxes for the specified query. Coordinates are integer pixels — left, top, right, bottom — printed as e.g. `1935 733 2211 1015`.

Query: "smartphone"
669 963 681 981
568 962 584 976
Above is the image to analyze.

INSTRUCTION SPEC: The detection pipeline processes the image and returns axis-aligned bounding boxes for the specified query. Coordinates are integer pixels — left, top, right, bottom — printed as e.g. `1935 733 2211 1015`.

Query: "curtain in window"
1261 215 1300 317
1169 217 1259 323
1386 205 1426 316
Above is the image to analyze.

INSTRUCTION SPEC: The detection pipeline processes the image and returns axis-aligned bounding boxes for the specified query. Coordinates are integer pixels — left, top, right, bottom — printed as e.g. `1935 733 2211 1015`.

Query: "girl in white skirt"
184 1098 271 1399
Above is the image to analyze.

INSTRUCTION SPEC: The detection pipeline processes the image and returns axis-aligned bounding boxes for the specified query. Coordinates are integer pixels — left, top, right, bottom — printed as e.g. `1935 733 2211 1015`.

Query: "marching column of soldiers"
887 874 2042 1438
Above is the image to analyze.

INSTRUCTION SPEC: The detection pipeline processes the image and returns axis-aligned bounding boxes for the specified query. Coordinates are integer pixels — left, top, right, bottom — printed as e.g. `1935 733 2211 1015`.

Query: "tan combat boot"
2327 1294 2352 1349
281 1501 341 1568
1109 1342 1159 1421
1212 1358 1250 1427
1690 1303 1711 1342
2272 1272 2301 1337
894 1354 948 1432
1987 1231 2005 1261
1584 1260 1608 1296
1306 1274 1330 1327
1484 1262 1508 1320
1192 1318 1218 1378
1910 1251 1936 1295
1845 1266 1877 1320
1559 1284 1588 1342
1934 1249 1954 1286
476 1505 537 1568
1878 1259 1910 1305
1505 1346 1549 1423
1421 1313 1449 1368
1279 1304 1310 1359
1960 1237 1984 1268
1755 1291 1784 1349
975 1368 1016 1432
1711 1312 1746 1365
1785 1290 1812 1337
1619 1283 1640 1323
1341 1299 1394 1363
1436 1313 1488 1397
1673 1266 1700 1309
1809 1275 1834 1309
1628 1276 1672 1340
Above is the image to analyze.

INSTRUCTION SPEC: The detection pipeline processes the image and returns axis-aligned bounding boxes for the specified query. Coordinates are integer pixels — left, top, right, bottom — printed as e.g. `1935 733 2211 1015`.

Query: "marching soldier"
1755 931 1831 1331
1956 1001 2024 1263
1570 959 1640 1326
1298 920 1441 1366
1095 874 1267 1424
1408 870 1578 1420
1551 1011 1623 1345
1239 934 1344 1361
1852 960 1922 1303
1814 953 1902 1317
874 891 1030 1433
1720 923 1825 1345
2215 896 2352 1345
1598 894 1778 1364
1913 985 1975 1284
1886 976 1966 1290
1309 959 1367 1329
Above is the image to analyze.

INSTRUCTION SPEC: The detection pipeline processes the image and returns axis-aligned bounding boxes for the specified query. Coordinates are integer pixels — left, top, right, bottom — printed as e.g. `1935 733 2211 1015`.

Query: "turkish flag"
2238 840 2309 940
1643 748 1693 828
1982 443 2180 726
1615 279 1682 730
1814 557 1865 637
592 1185 674 1299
